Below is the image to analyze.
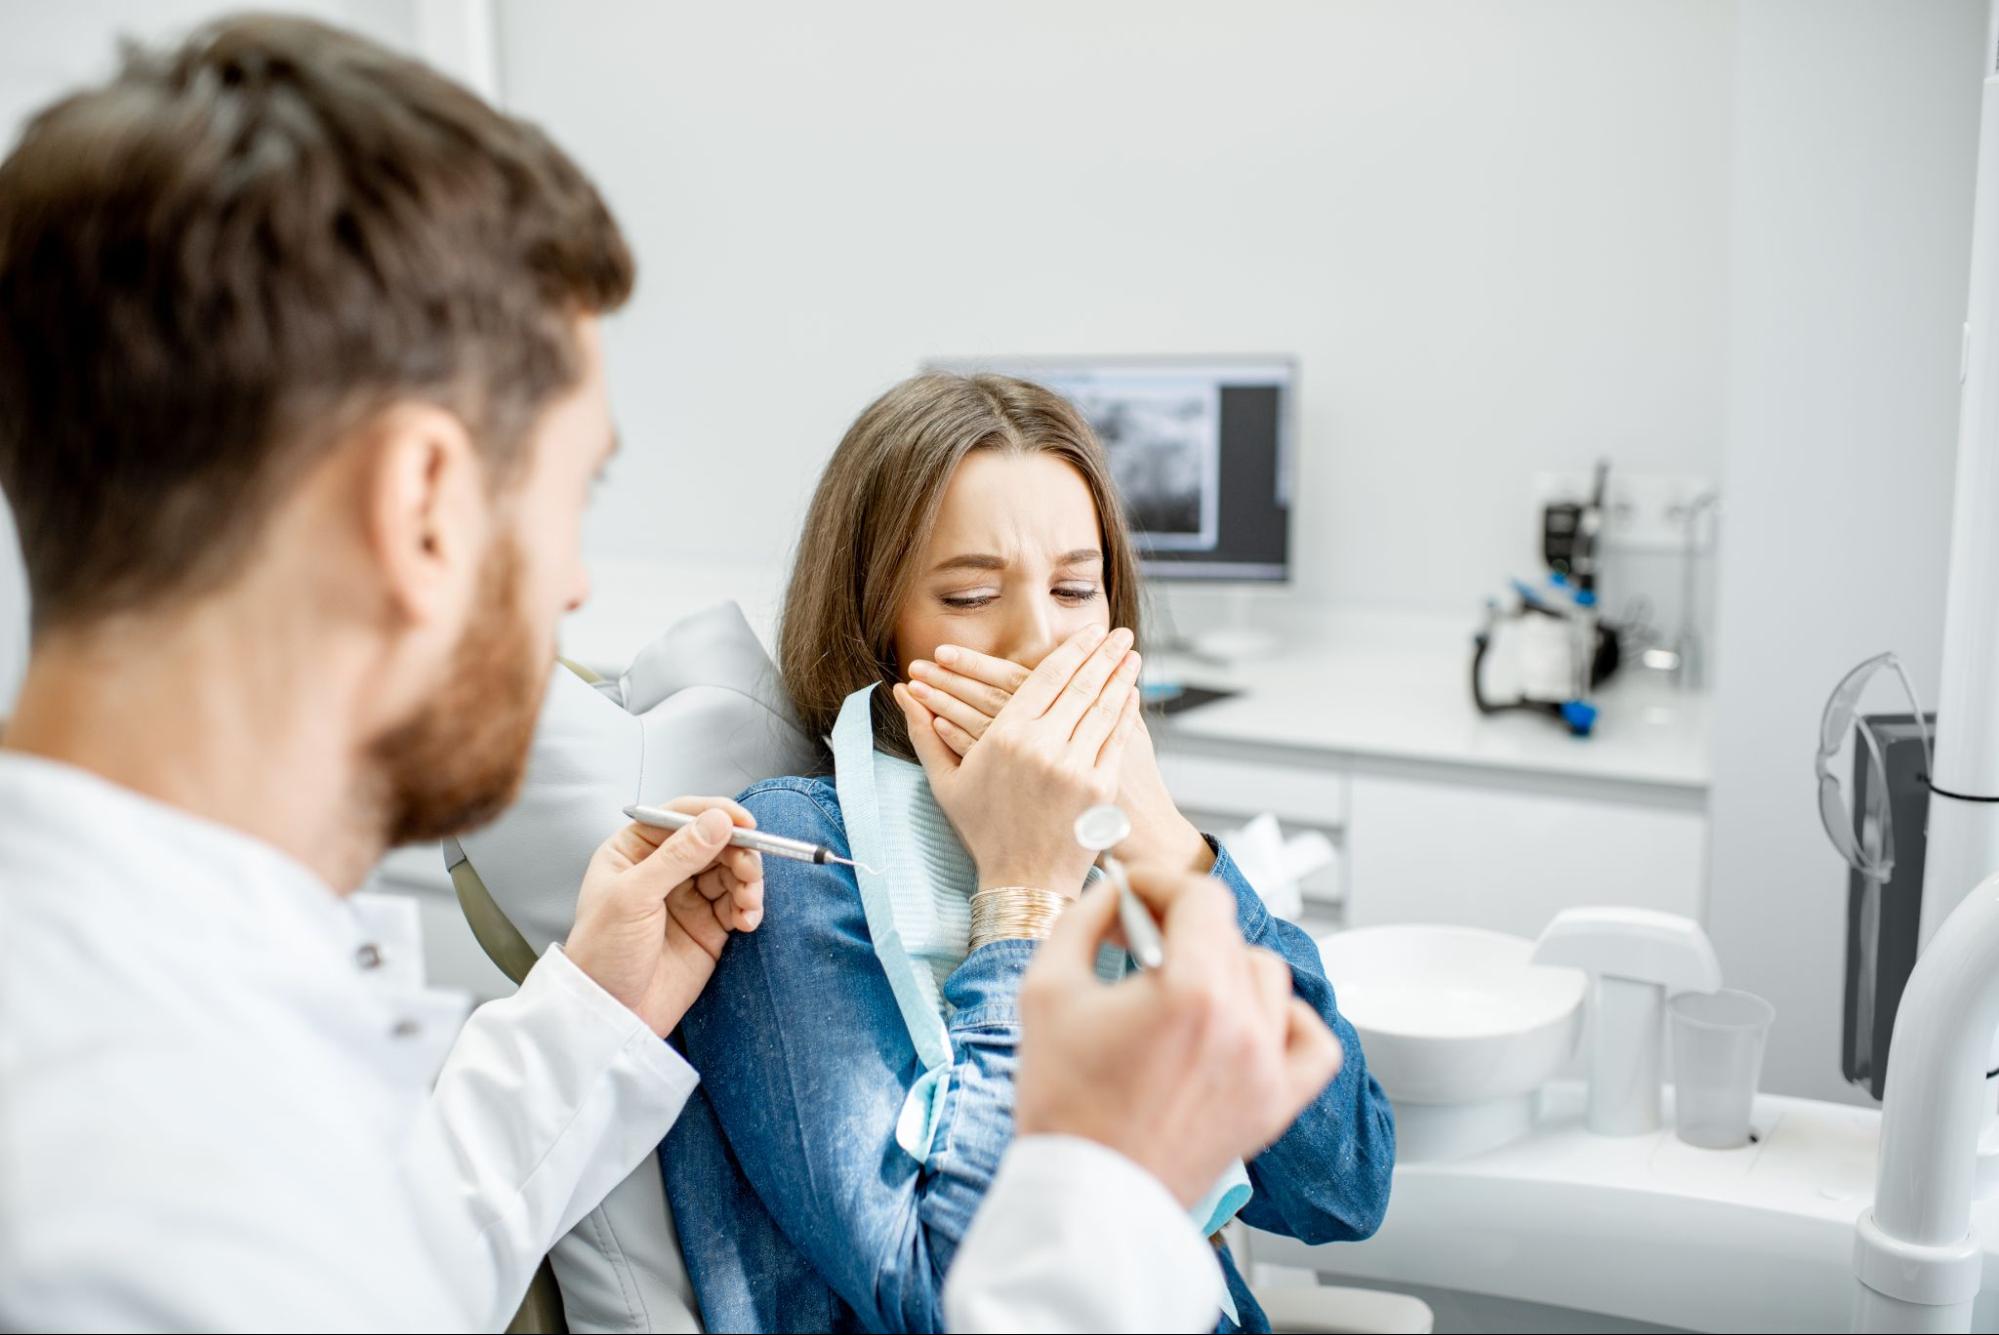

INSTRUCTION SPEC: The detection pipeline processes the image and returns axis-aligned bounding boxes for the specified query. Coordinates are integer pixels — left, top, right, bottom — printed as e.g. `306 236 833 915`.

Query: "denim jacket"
662 774 1395 1334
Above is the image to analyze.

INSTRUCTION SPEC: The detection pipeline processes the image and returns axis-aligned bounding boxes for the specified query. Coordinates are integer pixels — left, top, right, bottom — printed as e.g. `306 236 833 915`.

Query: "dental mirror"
1074 804 1164 970
1074 804 1132 853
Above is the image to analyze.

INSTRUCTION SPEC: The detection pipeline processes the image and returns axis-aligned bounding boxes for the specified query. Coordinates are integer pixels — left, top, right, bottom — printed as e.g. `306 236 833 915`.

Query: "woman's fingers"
1095 689 1142 770
933 714 977 758
1046 628 1136 737
1069 650 1140 758
906 672 998 738
933 644 1032 695
908 660 1011 719
893 682 962 778
1007 626 1111 719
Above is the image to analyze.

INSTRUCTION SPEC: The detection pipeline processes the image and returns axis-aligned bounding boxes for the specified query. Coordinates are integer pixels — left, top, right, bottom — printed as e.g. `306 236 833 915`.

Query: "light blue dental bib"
830 685 1253 1252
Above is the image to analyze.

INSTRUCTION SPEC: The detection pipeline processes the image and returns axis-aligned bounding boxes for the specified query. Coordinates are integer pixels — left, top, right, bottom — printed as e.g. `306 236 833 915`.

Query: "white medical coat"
0 753 1221 1333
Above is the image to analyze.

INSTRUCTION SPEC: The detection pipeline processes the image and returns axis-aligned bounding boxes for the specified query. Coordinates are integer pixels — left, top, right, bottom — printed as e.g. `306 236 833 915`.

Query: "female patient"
663 373 1393 1333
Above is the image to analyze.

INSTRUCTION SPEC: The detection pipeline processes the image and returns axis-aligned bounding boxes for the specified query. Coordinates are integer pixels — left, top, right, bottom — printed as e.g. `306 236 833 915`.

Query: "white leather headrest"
445 599 820 955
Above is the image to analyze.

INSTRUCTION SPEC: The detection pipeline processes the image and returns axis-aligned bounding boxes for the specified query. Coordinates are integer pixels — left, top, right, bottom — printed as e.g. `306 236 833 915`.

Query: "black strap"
1929 781 1999 804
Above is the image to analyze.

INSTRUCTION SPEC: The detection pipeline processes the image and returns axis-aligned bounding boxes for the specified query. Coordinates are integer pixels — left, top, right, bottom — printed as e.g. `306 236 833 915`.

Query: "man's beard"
366 535 550 848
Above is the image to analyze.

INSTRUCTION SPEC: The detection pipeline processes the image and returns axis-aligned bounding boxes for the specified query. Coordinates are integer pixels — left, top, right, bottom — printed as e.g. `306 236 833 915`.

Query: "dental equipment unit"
1470 571 1618 737
1467 459 1621 737
1532 908 1722 1137
623 803 867 870
1541 459 1609 595
1851 3 1999 1327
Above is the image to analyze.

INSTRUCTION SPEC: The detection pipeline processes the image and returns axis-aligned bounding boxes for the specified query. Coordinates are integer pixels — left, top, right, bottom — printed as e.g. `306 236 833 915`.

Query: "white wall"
5 3 1984 1110
496 0 1734 616
0 0 429 712
1706 0 1983 1104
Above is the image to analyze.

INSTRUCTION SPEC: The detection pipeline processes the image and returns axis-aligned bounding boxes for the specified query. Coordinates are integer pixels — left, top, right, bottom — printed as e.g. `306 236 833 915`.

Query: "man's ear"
360 403 489 627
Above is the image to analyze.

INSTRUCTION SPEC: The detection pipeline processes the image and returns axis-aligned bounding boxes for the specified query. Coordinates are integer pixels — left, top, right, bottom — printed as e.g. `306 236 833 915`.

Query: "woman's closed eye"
939 582 1100 611
939 586 1001 610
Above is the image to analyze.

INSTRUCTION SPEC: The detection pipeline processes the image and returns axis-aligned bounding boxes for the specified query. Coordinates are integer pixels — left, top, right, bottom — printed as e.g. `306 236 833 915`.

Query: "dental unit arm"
1854 3 1999 1329
1531 908 1722 1136
1854 873 1999 1331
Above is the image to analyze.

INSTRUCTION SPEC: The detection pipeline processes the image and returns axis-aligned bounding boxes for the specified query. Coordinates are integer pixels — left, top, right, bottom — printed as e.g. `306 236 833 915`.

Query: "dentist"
0 15 1340 1335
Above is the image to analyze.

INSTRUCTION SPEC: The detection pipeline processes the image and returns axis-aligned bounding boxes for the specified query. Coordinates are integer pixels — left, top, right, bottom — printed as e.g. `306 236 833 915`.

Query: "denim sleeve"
674 780 1027 1334
1208 840 1397 1242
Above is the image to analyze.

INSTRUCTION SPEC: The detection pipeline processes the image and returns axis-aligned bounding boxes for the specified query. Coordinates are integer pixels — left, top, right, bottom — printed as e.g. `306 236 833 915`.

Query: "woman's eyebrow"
931 548 1103 575
931 553 1007 575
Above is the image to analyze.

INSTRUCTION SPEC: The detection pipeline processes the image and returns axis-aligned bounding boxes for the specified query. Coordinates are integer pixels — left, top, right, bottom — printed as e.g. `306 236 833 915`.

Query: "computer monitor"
926 356 1295 582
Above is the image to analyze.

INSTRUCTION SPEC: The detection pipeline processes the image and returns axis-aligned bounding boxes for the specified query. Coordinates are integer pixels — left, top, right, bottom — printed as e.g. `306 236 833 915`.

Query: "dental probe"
622 804 870 871
1075 804 1166 970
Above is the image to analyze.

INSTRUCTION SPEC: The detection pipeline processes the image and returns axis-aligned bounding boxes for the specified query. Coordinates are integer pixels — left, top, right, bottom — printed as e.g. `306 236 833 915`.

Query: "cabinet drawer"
1345 772 1705 936
1156 748 1347 827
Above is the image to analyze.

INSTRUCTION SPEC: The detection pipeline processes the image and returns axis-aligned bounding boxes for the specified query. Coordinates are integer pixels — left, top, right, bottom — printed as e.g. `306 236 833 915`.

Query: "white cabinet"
1157 735 1708 942
1345 772 1706 937
1157 743 1349 934
1156 749 1348 827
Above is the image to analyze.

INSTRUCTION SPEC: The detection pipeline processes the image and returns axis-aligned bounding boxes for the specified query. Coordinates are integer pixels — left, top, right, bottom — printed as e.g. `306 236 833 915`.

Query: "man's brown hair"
0 14 634 634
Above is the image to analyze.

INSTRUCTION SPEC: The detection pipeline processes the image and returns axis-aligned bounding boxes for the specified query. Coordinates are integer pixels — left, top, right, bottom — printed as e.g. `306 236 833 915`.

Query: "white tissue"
1221 812 1337 923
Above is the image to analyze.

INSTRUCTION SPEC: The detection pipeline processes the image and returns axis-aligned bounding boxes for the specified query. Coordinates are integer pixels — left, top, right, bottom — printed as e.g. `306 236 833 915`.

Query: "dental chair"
448 601 1430 1335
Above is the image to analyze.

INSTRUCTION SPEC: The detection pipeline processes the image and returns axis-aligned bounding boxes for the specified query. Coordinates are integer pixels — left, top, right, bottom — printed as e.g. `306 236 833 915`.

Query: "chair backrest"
445 601 820 1333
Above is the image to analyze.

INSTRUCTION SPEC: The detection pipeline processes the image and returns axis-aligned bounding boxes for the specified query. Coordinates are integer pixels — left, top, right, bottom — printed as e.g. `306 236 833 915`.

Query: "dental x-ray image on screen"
1062 373 1219 549
926 356 1295 582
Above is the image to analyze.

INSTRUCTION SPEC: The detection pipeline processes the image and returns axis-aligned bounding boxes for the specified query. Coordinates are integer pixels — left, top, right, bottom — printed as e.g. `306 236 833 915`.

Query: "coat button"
356 943 384 970
391 1018 421 1039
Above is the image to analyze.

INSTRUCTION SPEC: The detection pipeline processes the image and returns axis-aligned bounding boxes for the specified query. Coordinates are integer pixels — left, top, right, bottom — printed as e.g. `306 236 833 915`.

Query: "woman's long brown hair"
778 372 1144 762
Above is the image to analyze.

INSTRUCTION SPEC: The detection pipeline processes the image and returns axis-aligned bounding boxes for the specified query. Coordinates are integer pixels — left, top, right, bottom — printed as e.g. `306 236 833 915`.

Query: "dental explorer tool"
1074 804 1165 970
622 804 872 871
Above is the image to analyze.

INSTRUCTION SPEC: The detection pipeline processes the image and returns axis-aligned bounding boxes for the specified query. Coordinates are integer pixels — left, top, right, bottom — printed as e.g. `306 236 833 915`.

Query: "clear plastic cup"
1669 988 1776 1149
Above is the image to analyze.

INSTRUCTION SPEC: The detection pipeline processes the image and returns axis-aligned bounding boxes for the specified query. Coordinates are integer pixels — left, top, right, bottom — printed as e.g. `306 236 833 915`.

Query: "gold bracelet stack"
968 886 1069 950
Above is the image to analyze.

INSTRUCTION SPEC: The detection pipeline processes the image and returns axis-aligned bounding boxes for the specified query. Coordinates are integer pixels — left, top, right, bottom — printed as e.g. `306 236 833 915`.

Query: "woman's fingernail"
936 646 959 665
910 660 934 678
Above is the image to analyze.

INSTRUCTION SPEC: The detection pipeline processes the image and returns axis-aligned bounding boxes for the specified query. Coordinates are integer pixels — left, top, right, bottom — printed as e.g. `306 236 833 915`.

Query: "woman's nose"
999 599 1060 671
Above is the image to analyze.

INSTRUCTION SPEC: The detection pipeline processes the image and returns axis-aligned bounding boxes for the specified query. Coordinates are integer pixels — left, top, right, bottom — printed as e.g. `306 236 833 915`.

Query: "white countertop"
1148 610 1711 792
558 557 1711 795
